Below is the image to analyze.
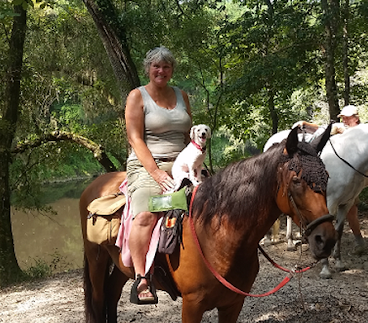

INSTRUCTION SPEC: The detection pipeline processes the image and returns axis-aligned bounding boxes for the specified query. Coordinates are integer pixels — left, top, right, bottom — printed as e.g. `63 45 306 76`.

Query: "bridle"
287 190 334 239
277 163 334 239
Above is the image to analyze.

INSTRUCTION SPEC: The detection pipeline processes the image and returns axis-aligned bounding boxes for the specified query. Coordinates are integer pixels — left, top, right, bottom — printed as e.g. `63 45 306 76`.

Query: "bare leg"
129 211 158 298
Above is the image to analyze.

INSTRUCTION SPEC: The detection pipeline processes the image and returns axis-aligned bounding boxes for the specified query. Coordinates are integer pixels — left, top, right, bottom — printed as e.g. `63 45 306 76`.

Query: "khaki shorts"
127 159 174 217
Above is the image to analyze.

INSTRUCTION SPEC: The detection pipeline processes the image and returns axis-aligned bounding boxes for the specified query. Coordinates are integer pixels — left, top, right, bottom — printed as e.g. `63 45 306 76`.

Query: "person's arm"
292 120 319 130
125 89 174 191
181 90 193 144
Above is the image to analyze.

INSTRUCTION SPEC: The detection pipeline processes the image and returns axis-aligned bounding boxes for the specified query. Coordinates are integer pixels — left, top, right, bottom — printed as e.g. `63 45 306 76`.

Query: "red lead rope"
188 186 313 298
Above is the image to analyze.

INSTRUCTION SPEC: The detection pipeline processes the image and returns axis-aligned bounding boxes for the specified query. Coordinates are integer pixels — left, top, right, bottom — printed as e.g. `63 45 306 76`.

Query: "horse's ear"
285 126 299 156
310 123 332 154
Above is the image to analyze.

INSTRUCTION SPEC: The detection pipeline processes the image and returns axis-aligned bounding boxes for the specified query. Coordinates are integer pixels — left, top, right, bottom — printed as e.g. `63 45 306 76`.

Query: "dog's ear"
206 126 211 139
190 126 196 140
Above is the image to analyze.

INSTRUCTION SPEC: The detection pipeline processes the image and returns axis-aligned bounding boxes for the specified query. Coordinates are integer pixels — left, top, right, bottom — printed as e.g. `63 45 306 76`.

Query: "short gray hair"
143 46 177 75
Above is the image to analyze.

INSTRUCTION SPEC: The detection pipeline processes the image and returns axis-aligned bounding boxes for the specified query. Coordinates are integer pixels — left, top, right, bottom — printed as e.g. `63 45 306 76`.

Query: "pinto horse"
263 123 368 279
80 126 336 323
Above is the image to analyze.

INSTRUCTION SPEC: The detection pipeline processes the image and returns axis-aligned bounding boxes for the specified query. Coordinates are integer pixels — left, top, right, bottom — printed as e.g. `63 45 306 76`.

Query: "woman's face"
148 60 173 86
342 115 359 127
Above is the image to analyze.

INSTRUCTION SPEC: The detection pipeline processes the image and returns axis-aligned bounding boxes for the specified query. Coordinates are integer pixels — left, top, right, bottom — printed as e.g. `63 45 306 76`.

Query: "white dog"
171 124 211 190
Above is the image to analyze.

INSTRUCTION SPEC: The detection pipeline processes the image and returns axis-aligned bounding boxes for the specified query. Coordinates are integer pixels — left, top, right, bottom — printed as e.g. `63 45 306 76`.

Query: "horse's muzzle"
306 214 336 259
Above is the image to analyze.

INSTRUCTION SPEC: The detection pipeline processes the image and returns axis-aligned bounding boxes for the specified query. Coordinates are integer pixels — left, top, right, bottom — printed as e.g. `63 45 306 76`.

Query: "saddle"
86 178 193 250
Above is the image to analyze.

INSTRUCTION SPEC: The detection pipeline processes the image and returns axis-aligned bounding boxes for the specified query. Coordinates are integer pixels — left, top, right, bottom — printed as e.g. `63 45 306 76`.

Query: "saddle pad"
149 187 188 212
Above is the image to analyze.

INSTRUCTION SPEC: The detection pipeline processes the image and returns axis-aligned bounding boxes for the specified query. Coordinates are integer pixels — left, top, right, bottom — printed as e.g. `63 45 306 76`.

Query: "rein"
329 138 368 178
188 186 313 298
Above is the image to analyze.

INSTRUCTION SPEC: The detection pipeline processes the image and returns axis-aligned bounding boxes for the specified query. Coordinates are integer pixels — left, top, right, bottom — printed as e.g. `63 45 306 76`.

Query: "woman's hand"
151 169 175 192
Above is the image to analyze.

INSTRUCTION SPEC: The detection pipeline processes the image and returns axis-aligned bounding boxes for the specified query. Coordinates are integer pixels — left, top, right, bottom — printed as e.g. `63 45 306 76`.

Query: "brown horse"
80 126 336 323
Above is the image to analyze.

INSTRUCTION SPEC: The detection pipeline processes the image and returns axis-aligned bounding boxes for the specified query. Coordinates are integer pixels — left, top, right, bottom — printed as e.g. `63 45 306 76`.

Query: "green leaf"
13 0 23 6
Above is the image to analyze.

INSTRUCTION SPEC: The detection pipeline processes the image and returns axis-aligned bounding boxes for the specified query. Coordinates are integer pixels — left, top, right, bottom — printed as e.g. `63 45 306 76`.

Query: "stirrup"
130 274 158 305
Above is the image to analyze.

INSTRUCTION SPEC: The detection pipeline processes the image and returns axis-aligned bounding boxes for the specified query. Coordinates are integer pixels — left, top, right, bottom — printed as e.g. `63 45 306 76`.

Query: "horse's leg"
346 204 366 255
84 244 111 323
286 215 298 251
261 231 273 246
333 206 349 272
106 265 128 323
181 296 206 323
261 218 280 246
319 258 332 279
271 218 280 243
218 300 245 323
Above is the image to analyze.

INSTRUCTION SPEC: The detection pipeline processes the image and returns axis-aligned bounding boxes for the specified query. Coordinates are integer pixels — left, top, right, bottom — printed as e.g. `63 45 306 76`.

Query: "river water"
11 178 95 273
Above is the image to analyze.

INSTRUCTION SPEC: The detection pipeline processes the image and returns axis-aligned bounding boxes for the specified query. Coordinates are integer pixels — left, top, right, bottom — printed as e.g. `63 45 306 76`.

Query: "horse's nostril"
315 234 324 248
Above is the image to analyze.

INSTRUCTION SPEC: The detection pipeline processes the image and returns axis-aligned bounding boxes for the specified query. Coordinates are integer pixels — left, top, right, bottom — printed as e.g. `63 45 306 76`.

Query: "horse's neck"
202 207 281 259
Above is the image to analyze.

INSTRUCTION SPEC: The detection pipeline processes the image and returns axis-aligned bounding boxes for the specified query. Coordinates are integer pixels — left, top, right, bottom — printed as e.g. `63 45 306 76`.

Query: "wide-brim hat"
338 105 358 117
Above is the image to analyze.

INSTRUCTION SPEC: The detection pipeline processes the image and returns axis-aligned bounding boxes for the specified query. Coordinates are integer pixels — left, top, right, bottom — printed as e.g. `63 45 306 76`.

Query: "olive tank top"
127 86 191 161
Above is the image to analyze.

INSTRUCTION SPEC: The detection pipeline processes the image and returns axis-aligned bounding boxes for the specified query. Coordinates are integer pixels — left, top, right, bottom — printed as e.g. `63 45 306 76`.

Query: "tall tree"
224 0 320 144
0 2 27 286
321 0 340 120
342 0 350 105
82 0 140 99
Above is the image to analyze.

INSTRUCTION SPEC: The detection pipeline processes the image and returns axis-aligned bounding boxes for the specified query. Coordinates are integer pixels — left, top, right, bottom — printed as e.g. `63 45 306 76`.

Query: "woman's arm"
181 90 193 144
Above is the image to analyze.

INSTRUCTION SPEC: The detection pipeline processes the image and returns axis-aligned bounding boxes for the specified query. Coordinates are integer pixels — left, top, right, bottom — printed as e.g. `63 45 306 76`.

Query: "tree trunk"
0 4 27 286
82 0 140 103
321 0 340 121
267 88 278 134
342 0 350 106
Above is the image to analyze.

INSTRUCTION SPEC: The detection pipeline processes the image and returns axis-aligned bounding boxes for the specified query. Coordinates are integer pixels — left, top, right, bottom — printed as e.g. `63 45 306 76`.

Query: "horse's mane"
192 138 329 227
192 143 283 227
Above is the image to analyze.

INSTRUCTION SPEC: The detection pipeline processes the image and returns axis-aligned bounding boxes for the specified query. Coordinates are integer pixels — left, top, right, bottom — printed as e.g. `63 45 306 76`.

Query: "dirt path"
1 214 368 323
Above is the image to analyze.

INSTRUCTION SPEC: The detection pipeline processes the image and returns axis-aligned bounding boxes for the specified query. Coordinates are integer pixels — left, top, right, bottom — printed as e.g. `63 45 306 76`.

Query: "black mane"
192 139 328 227
192 143 284 226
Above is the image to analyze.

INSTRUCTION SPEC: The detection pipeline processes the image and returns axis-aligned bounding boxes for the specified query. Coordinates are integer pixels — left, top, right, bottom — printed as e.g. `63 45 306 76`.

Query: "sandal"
130 274 158 305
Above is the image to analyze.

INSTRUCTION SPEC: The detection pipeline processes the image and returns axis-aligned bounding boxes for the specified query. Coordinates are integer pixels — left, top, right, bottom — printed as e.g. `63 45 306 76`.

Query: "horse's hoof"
332 249 340 259
260 238 272 247
287 240 300 251
335 260 347 272
319 268 332 279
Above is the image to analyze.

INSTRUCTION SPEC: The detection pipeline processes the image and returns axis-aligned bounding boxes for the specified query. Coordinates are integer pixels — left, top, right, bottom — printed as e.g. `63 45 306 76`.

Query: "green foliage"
211 126 259 169
23 250 70 280
359 187 368 211
25 258 52 279
3 0 368 181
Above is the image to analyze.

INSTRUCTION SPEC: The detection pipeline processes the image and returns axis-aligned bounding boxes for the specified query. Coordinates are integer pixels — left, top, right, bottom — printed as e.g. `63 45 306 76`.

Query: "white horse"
263 123 368 279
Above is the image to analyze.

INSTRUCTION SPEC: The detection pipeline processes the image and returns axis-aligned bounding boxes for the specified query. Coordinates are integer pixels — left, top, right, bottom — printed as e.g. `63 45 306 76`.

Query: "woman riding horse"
80 125 336 323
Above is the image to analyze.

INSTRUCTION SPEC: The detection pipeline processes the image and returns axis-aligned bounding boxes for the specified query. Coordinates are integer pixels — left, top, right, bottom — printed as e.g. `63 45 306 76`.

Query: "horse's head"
276 125 336 260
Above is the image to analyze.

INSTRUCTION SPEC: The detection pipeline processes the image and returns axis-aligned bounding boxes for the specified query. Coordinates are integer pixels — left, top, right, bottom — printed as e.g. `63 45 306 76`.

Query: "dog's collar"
191 140 206 153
